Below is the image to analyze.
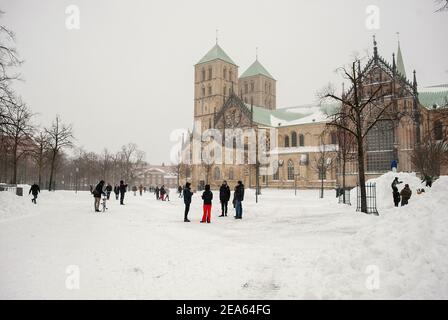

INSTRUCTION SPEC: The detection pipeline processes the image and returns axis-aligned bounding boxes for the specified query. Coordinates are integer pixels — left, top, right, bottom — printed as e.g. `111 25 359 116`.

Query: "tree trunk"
342 154 346 203
48 150 57 191
12 143 18 185
357 140 368 213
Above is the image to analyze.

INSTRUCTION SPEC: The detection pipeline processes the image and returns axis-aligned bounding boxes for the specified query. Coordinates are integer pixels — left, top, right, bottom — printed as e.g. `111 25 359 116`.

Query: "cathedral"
180 38 448 190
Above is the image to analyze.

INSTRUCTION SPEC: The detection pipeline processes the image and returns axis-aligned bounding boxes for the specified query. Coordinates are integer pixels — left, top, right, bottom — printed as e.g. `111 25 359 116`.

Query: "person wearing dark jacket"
155 186 160 200
392 186 401 207
160 185 166 201
391 177 402 190
201 184 213 223
183 182 193 222
234 180 245 219
113 185 119 200
119 180 128 205
105 183 113 200
400 184 412 206
219 180 231 217
29 183 40 204
93 180 106 212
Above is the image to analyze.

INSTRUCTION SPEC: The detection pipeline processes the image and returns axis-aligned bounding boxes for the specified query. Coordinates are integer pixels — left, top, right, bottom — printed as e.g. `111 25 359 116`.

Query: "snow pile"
0 191 35 222
367 171 424 211
307 174 448 299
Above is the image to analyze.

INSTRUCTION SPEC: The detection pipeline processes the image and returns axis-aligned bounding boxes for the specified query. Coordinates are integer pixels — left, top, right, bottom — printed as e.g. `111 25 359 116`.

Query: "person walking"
138 184 143 196
183 182 193 222
178 185 183 198
93 180 106 212
234 180 245 219
119 180 128 205
113 184 119 200
392 185 401 207
29 183 40 204
155 186 160 200
400 184 412 206
165 187 170 201
201 184 213 223
219 180 230 217
105 183 113 200
160 185 166 201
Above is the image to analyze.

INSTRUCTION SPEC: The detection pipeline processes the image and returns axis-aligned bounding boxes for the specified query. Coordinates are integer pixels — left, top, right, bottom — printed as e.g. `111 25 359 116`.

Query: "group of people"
92 180 128 212
154 185 170 201
182 180 245 223
391 177 412 207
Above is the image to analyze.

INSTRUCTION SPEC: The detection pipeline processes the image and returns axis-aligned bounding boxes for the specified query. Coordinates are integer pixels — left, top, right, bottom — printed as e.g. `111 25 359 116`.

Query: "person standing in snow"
29 183 40 204
155 186 160 200
390 159 398 172
392 185 401 207
93 180 106 212
400 184 412 206
105 183 113 200
178 185 183 198
219 180 231 217
201 184 213 223
132 185 137 196
138 184 143 196
119 180 127 205
391 177 402 190
160 185 166 201
113 184 119 200
234 180 245 219
183 182 193 222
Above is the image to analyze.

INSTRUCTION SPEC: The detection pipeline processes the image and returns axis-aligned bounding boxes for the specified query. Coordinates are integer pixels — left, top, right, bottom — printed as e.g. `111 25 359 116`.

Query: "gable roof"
240 59 275 80
196 44 237 66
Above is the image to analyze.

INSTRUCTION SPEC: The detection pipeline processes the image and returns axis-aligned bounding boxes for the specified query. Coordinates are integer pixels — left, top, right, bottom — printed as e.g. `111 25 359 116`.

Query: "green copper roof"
240 59 275 80
196 44 237 66
419 90 448 108
396 42 406 78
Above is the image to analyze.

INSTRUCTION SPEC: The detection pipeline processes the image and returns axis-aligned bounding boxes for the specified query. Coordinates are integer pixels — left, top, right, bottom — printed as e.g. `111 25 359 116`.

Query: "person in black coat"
183 182 193 222
119 180 128 205
29 183 40 204
219 180 231 217
201 184 213 223
105 183 113 200
113 185 119 200
392 186 401 207
93 180 106 212
234 180 245 219
155 186 160 200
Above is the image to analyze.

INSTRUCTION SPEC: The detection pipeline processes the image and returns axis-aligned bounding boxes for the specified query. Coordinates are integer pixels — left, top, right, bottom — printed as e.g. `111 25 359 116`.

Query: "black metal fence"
356 182 378 215
338 188 352 205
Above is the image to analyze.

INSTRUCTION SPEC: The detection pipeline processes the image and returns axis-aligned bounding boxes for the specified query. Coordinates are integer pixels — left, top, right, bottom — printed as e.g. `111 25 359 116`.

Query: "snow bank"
307 174 448 299
0 191 35 222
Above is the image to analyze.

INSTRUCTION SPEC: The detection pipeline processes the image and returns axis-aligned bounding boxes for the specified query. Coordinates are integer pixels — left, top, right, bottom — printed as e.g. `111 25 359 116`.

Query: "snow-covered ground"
0 173 447 299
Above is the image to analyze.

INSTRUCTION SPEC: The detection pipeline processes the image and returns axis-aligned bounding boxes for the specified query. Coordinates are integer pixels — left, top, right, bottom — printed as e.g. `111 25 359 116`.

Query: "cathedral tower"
194 44 239 131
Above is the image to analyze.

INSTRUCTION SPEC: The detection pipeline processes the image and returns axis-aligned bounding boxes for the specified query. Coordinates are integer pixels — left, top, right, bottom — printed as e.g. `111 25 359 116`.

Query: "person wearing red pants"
201 184 213 223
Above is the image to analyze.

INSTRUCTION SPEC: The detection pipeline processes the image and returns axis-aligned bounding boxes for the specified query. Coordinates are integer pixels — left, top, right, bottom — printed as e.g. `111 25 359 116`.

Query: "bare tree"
118 143 145 184
5 101 34 184
45 116 74 191
310 133 336 198
31 131 50 187
435 0 448 12
320 59 395 213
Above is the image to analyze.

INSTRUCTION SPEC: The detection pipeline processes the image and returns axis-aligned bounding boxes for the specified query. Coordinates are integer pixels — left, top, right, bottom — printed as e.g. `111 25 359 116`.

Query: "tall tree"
31 131 50 187
45 116 74 191
310 133 336 198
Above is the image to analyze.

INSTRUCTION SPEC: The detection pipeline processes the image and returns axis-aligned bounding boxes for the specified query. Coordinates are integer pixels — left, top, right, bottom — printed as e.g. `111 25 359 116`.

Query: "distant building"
134 164 178 188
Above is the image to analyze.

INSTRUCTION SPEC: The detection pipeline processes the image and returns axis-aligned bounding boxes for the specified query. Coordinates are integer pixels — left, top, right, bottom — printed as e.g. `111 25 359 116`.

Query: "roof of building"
196 44 237 66
243 103 339 127
419 89 448 108
240 59 275 80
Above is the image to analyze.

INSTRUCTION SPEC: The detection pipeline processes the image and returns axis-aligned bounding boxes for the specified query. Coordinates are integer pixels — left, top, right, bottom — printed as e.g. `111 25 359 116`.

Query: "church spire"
373 35 378 60
396 32 406 78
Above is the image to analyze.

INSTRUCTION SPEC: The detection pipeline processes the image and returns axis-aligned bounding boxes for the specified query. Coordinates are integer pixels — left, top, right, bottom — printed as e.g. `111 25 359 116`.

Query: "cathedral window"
291 132 297 147
287 159 294 180
201 68 205 81
208 67 212 80
229 70 233 81
201 86 205 97
228 167 234 180
284 136 290 147
366 120 394 172
434 120 443 140
299 134 305 146
223 67 227 79
208 86 212 95
214 167 221 180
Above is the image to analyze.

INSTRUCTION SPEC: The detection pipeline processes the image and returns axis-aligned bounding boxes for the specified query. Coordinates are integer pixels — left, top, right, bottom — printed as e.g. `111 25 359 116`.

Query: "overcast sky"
2 0 447 164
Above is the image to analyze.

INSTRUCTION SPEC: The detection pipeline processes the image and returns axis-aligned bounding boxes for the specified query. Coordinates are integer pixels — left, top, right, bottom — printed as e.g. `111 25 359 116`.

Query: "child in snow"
400 184 412 206
201 184 213 223
392 186 400 207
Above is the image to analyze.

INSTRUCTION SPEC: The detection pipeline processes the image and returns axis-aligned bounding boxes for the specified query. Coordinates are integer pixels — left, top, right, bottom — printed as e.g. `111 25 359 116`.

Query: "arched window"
250 82 254 92
330 132 337 145
244 82 248 94
273 169 279 181
208 86 212 95
201 68 205 81
366 120 394 172
201 86 205 97
228 167 234 180
291 132 297 147
223 67 227 80
287 159 294 180
229 70 233 81
208 67 212 80
299 134 305 146
223 86 226 95
214 167 221 180
284 136 290 147
434 120 443 140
